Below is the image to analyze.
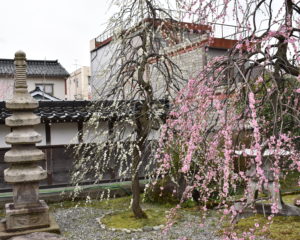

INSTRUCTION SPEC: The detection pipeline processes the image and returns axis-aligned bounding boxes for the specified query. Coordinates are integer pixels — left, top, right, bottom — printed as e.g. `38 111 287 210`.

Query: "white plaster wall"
0 125 10 148
50 123 78 145
35 124 46 146
83 121 138 142
113 122 136 141
83 121 108 143
0 78 14 101
0 77 66 101
147 129 160 140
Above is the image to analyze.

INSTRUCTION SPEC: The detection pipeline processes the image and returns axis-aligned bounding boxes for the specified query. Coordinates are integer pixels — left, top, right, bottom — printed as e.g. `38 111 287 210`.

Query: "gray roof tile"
0 59 69 78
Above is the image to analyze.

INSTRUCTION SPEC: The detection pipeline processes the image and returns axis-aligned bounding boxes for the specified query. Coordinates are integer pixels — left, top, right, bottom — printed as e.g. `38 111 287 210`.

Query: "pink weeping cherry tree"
155 0 300 238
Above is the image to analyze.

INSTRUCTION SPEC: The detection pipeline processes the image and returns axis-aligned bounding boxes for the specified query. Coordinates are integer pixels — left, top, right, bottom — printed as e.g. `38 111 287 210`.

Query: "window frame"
35 83 54 96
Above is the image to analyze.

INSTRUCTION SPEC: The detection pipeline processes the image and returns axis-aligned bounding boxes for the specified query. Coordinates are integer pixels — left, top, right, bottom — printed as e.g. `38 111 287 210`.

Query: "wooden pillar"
45 122 53 185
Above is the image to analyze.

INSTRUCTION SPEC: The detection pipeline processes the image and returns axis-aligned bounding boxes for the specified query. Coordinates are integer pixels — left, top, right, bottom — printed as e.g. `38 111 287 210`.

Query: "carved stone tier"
4 165 47 183
5 127 42 144
6 112 40 127
5 98 39 110
5 147 44 163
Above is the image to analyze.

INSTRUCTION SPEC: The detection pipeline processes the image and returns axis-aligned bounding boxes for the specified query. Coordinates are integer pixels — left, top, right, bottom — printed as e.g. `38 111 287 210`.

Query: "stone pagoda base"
0 215 60 240
5 200 50 232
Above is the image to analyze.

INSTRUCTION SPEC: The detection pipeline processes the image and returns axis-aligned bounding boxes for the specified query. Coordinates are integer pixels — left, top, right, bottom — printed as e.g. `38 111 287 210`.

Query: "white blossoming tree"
71 0 196 218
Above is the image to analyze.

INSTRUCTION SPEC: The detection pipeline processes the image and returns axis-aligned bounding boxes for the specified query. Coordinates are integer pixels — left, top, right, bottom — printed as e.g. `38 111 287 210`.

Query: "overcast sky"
0 0 113 73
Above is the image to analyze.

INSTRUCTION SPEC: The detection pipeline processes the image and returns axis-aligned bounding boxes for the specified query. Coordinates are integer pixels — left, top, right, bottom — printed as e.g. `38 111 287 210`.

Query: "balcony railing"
95 9 248 45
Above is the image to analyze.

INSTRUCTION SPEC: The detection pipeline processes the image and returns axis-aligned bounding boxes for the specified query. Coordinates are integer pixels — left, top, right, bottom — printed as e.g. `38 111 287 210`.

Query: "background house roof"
0 59 70 78
30 87 62 101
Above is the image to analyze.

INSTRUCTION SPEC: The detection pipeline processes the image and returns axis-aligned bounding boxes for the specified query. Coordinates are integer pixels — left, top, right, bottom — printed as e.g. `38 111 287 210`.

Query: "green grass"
233 214 300 240
101 208 167 229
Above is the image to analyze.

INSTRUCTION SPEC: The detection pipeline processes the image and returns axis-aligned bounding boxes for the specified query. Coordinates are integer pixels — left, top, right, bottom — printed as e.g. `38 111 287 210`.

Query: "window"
36 84 54 96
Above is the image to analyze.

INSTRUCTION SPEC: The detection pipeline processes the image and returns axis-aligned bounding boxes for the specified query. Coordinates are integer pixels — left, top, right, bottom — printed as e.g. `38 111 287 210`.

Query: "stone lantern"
234 148 300 217
3 51 50 231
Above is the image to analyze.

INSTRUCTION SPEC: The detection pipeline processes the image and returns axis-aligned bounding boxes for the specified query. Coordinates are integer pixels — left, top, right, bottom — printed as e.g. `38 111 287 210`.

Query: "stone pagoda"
3 51 50 231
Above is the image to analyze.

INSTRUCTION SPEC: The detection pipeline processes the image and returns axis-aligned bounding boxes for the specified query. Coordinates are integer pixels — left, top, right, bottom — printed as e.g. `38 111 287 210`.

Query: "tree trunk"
131 144 147 219
131 170 147 218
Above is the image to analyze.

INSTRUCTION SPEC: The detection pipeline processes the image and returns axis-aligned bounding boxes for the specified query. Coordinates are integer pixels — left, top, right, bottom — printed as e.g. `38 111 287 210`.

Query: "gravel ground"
53 207 221 240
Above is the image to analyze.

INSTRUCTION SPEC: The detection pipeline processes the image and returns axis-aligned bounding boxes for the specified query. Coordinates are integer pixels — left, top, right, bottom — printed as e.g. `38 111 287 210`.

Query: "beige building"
0 59 69 100
66 66 91 100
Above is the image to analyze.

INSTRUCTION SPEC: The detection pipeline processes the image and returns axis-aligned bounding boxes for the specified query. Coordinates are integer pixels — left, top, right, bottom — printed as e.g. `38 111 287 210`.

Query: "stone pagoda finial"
6 51 38 110
14 51 28 92
3 51 50 232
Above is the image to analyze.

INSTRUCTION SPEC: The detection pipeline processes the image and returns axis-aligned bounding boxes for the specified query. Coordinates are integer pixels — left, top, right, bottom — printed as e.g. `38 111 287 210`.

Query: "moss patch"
281 171 300 193
101 209 166 229
257 194 300 206
282 194 300 205
50 195 132 211
232 214 300 240
89 196 132 210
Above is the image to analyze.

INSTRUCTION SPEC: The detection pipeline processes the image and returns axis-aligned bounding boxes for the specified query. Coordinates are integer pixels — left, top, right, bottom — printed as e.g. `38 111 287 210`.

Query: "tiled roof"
0 101 91 124
0 59 69 78
0 99 169 124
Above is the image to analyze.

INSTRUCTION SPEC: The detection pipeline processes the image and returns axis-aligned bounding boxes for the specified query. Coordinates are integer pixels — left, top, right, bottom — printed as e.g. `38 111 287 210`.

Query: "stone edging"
96 211 164 233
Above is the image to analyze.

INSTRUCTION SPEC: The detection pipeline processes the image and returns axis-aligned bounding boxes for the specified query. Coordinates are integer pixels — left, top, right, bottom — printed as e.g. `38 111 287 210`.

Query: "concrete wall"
90 42 119 99
150 38 206 98
90 34 210 100
207 48 228 60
